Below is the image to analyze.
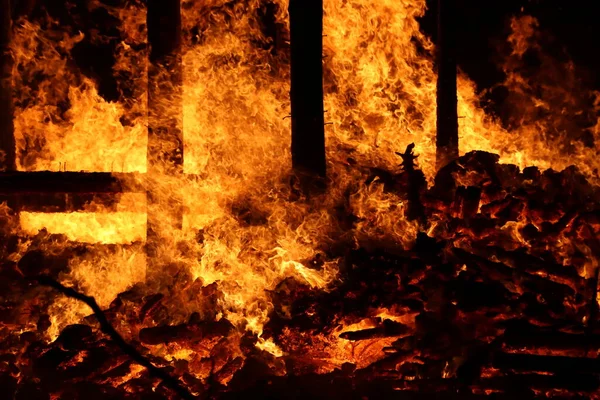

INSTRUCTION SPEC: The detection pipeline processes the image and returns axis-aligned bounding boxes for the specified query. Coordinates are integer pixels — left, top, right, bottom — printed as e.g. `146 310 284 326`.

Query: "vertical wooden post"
436 0 459 170
146 0 183 264
289 0 326 179
147 0 183 174
0 0 16 171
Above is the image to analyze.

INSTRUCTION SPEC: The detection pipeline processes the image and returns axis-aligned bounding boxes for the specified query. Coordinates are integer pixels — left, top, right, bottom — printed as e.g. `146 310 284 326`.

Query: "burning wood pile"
1 0 600 399
1 147 600 399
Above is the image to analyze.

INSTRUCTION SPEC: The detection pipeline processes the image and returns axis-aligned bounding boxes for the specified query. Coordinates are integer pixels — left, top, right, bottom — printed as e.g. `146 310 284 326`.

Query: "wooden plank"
0 193 128 212
289 0 326 178
0 172 144 194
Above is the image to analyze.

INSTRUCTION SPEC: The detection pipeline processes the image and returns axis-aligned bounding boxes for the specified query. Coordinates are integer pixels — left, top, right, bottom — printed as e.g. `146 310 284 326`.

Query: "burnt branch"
30 275 197 400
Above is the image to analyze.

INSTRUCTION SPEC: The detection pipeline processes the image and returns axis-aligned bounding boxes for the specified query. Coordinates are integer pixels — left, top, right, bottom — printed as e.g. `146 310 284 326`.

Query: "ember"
1 0 599 399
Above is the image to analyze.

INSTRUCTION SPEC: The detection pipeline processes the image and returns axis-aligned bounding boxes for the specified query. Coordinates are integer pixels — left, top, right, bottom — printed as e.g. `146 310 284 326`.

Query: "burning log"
29 276 196 400
492 352 600 375
289 0 327 179
501 320 600 356
478 374 600 395
339 319 411 341
0 0 15 172
435 0 459 170
139 318 234 345
0 172 143 193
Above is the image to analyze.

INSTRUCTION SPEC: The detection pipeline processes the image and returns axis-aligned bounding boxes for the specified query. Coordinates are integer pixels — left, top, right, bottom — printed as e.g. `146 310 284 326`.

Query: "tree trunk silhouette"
436 0 459 170
0 0 16 171
289 0 326 179
146 0 183 267
147 0 183 174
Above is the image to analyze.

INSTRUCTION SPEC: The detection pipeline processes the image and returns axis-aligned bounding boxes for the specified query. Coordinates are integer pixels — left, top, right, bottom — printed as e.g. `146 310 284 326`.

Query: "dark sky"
12 0 600 109
420 0 600 90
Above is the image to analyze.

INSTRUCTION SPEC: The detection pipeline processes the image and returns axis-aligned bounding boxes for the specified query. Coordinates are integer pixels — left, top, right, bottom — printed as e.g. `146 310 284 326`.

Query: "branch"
31 275 197 400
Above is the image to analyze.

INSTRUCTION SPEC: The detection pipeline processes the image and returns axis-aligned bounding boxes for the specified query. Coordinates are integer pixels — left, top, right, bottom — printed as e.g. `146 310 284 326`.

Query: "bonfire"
0 0 599 398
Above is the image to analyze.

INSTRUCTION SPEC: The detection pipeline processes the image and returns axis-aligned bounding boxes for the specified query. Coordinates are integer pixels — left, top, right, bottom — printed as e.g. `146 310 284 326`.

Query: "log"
435 0 459 170
289 0 326 178
492 352 600 375
339 320 411 341
31 276 196 400
0 172 143 194
0 0 15 171
478 374 600 393
501 320 600 355
138 319 234 345
0 193 123 212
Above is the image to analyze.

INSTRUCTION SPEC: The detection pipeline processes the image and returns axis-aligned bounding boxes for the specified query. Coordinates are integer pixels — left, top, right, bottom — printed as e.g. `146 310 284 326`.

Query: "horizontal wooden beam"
0 193 129 212
0 172 145 194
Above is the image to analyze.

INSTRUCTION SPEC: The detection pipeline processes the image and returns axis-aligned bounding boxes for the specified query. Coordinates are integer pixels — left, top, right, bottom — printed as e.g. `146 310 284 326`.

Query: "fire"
3 0 600 395
20 211 146 244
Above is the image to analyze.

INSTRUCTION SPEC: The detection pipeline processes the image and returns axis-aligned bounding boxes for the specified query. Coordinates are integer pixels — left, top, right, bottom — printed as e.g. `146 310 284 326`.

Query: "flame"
6 0 600 381
20 211 146 244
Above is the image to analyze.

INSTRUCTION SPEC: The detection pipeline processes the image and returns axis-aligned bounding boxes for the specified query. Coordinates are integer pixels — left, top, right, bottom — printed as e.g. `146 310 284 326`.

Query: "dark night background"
10 0 600 131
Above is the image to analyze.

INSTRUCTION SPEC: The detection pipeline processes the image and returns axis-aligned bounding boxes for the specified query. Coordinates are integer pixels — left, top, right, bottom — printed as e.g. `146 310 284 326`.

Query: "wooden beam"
0 0 16 171
146 0 183 265
0 172 144 194
289 0 326 179
435 0 459 170
147 0 183 174
0 193 126 212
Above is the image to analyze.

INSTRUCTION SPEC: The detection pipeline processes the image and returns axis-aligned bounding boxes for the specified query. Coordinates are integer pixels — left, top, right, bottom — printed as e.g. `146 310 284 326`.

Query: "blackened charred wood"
289 0 326 178
0 172 144 194
451 248 515 283
397 144 426 222
492 352 600 375
0 193 125 212
30 276 196 400
453 186 481 219
581 224 600 339
483 246 584 290
453 247 577 302
502 321 600 354
339 320 410 341
435 0 459 170
139 319 234 345
478 374 600 393
0 0 15 171
139 293 164 323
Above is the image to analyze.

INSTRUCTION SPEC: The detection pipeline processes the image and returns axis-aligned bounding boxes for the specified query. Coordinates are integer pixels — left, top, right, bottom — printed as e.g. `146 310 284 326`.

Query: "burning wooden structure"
1 0 600 399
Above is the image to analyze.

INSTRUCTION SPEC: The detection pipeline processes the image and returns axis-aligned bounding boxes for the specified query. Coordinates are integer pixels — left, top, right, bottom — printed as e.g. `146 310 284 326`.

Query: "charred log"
339 320 410 341
0 172 143 193
30 275 196 400
139 318 234 345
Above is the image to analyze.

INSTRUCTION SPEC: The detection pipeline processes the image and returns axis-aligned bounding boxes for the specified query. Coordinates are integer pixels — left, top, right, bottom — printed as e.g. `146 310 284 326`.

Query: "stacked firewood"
1 149 600 399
